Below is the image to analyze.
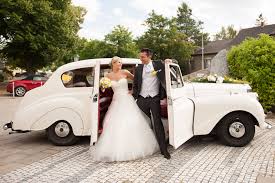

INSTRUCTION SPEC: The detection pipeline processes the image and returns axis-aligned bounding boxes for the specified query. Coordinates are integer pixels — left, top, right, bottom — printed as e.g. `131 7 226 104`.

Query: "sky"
72 0 274 40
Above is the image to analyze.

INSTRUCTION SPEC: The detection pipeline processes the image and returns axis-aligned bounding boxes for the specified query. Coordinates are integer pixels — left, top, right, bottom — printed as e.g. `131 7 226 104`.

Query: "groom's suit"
133 60 168 155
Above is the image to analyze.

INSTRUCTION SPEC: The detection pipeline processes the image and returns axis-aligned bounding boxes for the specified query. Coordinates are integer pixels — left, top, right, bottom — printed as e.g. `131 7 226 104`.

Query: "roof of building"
193 39 232 55
230 24 275 45
193 24 275 56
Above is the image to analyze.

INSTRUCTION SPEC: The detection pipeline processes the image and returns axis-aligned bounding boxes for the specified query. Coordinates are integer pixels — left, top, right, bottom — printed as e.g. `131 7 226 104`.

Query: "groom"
133 48 171 159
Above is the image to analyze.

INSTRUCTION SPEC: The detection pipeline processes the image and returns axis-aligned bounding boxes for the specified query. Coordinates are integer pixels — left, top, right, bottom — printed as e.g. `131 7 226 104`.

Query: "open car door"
165 63 194 149
90 61 100 145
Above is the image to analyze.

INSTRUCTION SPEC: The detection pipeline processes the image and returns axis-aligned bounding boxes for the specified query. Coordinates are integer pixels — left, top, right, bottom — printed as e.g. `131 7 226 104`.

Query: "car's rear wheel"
217 113 255 147
15 86 26 97
46 121 79 146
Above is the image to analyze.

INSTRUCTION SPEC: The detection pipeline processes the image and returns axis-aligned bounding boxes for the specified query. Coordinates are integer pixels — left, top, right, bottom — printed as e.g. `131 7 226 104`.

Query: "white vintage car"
3 58 272 149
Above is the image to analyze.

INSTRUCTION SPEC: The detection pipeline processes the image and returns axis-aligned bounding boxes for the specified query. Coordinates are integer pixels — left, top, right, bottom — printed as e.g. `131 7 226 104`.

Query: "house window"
204 58 212 69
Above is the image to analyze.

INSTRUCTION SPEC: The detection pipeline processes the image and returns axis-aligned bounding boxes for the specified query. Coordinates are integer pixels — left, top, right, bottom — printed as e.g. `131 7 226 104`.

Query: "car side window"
61 67 94 88
169 65 184 89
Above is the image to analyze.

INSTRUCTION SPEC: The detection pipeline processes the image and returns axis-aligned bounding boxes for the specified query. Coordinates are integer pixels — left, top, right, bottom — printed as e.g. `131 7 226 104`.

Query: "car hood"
187 82 251 97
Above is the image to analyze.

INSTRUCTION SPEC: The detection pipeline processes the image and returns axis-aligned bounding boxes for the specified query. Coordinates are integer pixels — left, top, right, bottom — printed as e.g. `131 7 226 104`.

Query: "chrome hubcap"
55 122 70 137
229 121 245 138
16 87 25 96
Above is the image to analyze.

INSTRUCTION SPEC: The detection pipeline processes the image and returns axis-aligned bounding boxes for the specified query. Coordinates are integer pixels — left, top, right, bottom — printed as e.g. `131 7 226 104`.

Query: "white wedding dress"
93 78 159 162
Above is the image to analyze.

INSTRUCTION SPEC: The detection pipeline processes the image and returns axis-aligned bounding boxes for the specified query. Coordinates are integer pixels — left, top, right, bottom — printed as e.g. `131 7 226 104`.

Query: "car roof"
23 74 46 78
15 58 140 82
57 58 141 72
44 58 141 87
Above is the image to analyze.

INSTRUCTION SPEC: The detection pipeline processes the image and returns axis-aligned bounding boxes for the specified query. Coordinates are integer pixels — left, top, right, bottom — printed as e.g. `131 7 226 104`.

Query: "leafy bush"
0 73 4 82
227 34 275 111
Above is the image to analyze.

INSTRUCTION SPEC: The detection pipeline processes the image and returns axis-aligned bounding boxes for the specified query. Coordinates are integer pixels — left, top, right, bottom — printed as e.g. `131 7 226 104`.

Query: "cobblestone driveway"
0 118 274 183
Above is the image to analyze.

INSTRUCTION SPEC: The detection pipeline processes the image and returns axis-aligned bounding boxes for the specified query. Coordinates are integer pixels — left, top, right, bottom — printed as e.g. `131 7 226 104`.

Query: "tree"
77 25 138 60
175 2 209 46
104 25 138 58
137 11 194 72
78 38 116 60
0 0 86 73
256 13 267 27
227 34 275 111
214 25 237 40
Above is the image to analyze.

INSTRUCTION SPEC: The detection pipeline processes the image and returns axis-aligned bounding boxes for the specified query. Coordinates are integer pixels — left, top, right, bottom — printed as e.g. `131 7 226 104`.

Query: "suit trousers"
136 95 168 154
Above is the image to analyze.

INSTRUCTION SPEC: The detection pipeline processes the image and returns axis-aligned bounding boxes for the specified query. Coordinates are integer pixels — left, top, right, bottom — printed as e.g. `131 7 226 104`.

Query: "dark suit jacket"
133 60 167 100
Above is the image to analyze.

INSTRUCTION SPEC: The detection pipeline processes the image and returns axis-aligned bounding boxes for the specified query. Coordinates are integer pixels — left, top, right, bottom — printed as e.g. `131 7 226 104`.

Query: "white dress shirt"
140 61 160 98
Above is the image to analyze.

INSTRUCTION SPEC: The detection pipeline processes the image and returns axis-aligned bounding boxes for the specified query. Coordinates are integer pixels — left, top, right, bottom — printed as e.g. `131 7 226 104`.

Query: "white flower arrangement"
191 74 249 84
206 74 224 83
216 76 224 83
207 75 216 82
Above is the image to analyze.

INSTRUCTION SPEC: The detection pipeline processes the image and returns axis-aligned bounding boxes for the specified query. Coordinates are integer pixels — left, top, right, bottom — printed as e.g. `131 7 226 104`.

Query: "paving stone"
0 117 274 182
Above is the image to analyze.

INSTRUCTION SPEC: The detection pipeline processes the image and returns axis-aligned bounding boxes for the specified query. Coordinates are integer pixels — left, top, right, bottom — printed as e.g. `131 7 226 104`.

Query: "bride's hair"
110 56 121 71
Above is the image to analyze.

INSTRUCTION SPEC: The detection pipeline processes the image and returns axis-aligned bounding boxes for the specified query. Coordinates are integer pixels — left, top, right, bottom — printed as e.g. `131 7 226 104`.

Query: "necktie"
145 64 151 73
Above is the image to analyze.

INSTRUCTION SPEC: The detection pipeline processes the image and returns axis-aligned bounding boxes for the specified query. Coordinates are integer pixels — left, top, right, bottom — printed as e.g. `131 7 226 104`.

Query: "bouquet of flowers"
100 77 112 92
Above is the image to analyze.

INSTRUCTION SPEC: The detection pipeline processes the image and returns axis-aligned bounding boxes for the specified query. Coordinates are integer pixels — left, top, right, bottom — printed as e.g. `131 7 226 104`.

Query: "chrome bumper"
3 121 30 134
3 121 12 130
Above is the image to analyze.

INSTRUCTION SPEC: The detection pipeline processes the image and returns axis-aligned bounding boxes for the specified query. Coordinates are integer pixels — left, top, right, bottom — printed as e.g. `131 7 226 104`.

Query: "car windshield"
21 75 33 80
33 76 47 81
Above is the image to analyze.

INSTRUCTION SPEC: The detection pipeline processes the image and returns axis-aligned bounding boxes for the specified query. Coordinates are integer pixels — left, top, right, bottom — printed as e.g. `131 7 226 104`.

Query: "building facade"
189 24 275 74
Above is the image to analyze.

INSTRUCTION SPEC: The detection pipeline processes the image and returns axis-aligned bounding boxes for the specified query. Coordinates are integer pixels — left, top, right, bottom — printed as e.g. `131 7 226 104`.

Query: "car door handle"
92 94 98 102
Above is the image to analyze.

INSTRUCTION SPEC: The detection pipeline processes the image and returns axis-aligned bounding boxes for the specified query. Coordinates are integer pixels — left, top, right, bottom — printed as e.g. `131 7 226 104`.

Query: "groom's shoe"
162 151 171 159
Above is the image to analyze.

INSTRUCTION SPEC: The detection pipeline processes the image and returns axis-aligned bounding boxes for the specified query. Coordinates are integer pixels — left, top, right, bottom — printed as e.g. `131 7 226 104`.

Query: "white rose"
216 76 224 83
207 75 216 82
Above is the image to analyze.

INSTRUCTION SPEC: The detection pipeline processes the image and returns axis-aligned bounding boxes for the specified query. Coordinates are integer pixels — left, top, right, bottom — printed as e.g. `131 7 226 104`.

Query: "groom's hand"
165 59 178 64
165 59 173 64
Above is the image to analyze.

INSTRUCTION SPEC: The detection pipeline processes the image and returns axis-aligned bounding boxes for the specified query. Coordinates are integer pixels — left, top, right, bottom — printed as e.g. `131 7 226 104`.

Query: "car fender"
15 83 28 90
12 96 84 135
193 94 266 135
31 107 83 135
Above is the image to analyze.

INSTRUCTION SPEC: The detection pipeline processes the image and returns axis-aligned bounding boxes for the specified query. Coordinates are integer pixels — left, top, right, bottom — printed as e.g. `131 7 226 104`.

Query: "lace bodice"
111 78 129 96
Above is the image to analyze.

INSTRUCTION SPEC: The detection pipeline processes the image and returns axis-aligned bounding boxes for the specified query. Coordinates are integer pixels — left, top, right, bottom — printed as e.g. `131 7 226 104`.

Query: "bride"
93 56 159 162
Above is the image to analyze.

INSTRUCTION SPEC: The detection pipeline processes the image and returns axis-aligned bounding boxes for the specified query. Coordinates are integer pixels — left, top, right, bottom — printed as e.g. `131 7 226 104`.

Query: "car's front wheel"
46 121 79 146
217 113 255 147
15 86 26 97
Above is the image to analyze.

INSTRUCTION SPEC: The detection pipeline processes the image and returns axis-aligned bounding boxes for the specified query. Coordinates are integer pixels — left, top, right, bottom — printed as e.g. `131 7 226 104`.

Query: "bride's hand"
128 90 133 94
160 98 167 105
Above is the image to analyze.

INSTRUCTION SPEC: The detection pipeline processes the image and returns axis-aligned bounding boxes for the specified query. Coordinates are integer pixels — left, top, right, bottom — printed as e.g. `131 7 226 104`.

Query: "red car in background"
6 75 48 97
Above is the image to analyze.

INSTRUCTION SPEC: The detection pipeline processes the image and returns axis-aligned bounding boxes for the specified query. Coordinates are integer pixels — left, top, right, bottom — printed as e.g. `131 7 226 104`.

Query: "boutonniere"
151 69 162 76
